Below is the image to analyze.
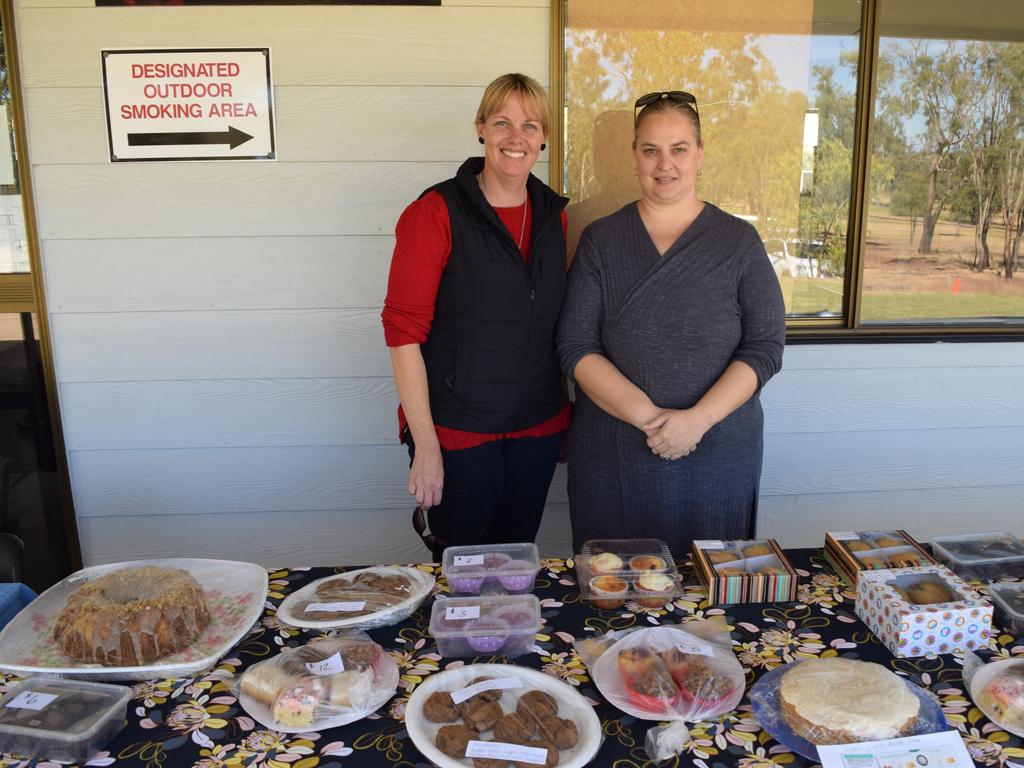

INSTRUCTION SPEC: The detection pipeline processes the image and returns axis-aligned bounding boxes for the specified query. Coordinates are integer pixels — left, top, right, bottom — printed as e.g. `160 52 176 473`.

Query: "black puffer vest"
421 157 568 433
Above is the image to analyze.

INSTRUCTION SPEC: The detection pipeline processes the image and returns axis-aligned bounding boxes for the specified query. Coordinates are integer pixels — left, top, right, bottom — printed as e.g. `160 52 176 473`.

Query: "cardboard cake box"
855 564 993 658
824 530 937 587
692 539 797 604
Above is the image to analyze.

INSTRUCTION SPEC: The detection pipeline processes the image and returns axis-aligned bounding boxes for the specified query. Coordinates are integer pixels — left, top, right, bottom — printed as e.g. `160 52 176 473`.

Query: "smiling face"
633 109 704 207
477 93 547 185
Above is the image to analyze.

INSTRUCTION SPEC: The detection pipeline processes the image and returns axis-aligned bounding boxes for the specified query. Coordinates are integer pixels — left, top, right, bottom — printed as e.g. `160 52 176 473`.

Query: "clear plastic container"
989 582 1024 636
441 542 540 595
932 532 1024 581
429 594 541 658
0 678 130 761
577 539 682 608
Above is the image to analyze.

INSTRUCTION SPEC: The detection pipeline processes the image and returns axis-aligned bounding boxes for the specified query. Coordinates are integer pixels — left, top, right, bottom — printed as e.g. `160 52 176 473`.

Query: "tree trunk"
918 155 943 255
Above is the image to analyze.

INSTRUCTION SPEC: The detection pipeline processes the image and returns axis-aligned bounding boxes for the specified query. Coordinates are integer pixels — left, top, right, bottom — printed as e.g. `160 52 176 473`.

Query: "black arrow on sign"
127 126 254 150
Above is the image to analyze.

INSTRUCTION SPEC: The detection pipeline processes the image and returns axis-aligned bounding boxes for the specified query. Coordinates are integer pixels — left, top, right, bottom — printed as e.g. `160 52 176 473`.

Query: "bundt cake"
53 564 210 665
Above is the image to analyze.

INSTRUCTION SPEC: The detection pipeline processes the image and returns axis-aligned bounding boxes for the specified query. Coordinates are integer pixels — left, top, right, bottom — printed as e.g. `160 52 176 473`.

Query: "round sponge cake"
779 658 920 745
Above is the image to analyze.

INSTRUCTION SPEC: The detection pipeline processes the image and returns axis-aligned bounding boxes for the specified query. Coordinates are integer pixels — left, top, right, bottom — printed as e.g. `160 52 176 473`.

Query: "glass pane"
563 0 861 318
0 12 30 275
863 0 1024 324
0 312 71 591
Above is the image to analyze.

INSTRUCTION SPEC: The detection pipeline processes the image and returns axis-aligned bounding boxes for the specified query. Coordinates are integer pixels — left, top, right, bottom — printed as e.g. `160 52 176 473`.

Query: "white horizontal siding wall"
17 0 567 567
16 0 1024 567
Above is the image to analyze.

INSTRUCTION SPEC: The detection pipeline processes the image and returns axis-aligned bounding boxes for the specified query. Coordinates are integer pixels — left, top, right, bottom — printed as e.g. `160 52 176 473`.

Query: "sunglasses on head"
633 91 699 124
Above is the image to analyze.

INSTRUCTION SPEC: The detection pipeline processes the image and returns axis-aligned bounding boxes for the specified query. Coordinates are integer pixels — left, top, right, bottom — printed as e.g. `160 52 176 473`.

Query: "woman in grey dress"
556 91 785 557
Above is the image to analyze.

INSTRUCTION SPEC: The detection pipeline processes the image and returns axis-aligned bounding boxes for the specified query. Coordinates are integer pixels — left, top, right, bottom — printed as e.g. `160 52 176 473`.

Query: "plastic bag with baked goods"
573 619 744 760
236 633 399 732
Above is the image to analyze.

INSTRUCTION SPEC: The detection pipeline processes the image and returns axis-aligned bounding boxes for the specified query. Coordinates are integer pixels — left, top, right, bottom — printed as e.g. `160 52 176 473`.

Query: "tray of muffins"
276 565 435 630
405 663 602 768
576 539 682 609
692 539 798 604
824 530 937 587
0 558 268 681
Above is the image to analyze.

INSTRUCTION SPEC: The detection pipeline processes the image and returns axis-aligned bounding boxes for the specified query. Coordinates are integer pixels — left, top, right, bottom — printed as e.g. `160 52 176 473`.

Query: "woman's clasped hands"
641 408 710 461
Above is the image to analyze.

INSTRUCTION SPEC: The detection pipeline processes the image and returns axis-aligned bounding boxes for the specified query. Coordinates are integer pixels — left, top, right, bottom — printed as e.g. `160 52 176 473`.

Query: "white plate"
969 657 1024 737
237 647 400 734
0 558 268 682
277 566 434 630
406 663 603 768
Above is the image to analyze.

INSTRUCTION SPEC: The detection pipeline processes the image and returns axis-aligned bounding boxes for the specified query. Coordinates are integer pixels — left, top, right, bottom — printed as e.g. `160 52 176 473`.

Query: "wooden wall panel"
16 7 549 88
50 309 390 381
758 486 1024 548
68 446 570 516
41 236 392 313
77 502 572 566
32 161 549 240
60 378 400 450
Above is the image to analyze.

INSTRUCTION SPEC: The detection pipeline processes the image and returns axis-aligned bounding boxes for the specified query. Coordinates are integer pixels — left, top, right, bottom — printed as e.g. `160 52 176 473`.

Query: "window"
558 0 1024 335
862 1 1024 325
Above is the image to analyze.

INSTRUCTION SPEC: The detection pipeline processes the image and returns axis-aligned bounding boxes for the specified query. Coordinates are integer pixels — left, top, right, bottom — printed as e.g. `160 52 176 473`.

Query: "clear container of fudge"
932 532 1024 581
442 543 541 595
429 594 541 658
989 582 1024 636
576 538 683 609
0 678 131 762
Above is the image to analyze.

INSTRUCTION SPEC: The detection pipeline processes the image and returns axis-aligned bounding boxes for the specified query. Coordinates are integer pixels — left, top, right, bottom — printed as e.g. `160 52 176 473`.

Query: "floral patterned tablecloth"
1 549 1021 768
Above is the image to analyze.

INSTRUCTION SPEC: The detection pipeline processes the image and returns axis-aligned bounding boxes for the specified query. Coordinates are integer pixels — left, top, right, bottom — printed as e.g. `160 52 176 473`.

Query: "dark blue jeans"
406 431 562 562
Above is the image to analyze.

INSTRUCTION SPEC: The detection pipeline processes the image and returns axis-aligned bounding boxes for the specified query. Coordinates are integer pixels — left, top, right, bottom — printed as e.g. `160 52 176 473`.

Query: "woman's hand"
410 447 444 508
642 409 710 461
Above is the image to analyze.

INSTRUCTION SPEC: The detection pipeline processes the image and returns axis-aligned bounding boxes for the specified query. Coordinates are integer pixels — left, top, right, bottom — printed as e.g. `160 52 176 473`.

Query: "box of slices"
692 539 798 604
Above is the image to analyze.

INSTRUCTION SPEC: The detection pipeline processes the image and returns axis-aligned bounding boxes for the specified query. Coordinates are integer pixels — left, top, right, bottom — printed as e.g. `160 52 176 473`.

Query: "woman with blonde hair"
383 73 569 561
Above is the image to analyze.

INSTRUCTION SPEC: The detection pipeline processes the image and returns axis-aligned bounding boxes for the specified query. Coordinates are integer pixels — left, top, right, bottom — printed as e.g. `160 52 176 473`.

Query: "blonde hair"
476 73 551 135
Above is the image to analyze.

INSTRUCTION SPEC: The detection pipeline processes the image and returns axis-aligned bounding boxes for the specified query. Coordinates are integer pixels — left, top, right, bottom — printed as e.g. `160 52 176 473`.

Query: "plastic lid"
989 582 1024 618
429 594 541 640
442 543 540 576
932 532 1024 564
0 678 130 741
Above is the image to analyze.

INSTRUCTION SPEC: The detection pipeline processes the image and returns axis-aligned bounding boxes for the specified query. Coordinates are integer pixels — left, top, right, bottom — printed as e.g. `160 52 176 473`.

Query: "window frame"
552 0 1024 340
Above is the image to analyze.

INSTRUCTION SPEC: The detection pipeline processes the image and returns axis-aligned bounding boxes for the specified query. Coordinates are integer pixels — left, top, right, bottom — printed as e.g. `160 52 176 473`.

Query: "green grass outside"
779 276 1024 321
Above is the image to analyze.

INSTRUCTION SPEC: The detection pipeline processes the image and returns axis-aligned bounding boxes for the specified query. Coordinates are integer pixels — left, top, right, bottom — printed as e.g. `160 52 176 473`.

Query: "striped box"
692 539 798 604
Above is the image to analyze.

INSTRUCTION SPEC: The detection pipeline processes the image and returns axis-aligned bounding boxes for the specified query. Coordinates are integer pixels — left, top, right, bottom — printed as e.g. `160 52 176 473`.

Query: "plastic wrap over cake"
748 657 947 759
236 633 399 732
52 564 211 666
0 558 268 681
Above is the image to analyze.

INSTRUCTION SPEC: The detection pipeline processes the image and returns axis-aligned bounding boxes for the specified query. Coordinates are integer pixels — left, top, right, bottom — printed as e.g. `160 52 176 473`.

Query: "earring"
478 137 484 145
633 168 639 176
697 169 703 176
540 143 546 151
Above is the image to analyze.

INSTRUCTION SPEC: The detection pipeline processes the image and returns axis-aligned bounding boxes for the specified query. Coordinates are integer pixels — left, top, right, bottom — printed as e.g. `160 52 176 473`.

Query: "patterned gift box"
692 539 798 604
855 564 993 658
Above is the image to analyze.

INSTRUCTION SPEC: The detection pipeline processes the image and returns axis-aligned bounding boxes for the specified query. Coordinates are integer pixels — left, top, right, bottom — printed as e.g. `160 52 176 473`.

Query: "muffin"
905 579 956 605
636 572 676 607
717 567 746 576
759 565 788 575
589 575 628 609
875 534 907 548
617 646 656 683
629 555 667 571
589 552 624 575
846 539 872 552
742 543 772 558
707 550 739 564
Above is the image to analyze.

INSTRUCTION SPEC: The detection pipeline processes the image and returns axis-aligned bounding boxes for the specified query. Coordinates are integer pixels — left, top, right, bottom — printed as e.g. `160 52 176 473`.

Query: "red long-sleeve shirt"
382 190 570 450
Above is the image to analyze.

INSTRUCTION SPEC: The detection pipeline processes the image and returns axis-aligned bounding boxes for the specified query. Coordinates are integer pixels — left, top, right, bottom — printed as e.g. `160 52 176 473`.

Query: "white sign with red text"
102 48 275 161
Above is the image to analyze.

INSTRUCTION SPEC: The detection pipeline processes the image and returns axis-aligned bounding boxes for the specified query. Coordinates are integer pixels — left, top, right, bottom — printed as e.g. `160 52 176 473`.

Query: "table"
0 583 35 631
0 549 1020 768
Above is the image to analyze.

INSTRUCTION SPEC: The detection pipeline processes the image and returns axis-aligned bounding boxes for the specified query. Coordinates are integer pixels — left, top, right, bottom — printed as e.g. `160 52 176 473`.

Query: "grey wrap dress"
556 202 785 557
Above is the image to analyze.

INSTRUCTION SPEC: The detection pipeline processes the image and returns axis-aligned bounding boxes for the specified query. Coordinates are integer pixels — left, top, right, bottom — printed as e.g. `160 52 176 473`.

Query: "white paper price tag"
6 691 58 711
450 676 523 705
304 601 366 613
693 540 724 550
445 605 481 621
466 740 548 765
453 555 485 567
675 640 714 658
817 731 975 768
830 532 861 541
304 651 345 676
